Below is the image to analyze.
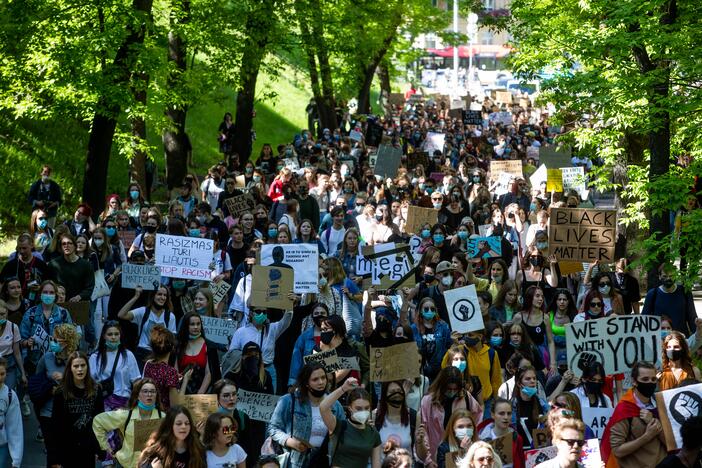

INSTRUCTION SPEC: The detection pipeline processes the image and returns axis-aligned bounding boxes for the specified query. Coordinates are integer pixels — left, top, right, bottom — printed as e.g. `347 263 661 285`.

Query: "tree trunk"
357 25 398 115
308 0 337 130
163 1 190 192
130 73 148 198
83 0 153 215
299 19 323 138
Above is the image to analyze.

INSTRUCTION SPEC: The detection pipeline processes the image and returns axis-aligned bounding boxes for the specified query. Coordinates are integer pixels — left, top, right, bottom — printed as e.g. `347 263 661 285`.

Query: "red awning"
426 44 511 58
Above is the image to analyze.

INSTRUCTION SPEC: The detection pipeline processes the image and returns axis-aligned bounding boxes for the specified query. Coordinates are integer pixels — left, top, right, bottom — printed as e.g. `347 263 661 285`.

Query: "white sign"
560 166 587 198
581 407 613 440
423 132 446 154
260 243 319 293
209 281 231 306
237 390 281 422
657 382 702 450
530 164 547 188
201 316 237 346
408 235 423 262
444 285 483 333
367 243 413 286
494 172 512 196
349 129 363 142
565 315 661 377
32 325 50 355
121 263 161 290
155 234 214 281
282 158 300 171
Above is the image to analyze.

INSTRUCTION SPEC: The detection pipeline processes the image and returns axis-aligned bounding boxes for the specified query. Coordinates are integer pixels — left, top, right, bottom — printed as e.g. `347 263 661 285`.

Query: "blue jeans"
266 363 277 394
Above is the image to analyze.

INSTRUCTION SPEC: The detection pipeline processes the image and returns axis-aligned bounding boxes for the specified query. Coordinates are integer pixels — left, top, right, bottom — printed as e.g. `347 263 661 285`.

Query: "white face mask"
351 410 370 425
454 427 473 440
441 276 453 287
599 285 610 295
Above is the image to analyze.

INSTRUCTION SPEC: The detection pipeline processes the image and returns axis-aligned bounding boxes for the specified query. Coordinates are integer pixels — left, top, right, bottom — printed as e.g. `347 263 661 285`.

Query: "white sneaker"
21 399 31 417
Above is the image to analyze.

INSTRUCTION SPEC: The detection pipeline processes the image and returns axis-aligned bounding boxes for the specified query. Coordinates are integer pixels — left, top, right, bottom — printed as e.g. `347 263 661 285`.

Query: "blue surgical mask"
0 319 7 326
41 293 55 305
137 401 155 411
472 176 481 184
661 330 671 338
189 228 201 237
268 228 278 238
49 341 63 354
536 242 548 250
130 190 140 200
172 280 186 289
106 341 120 351
453 361 467 372
37 219 48 230
105 227 117 237
457 231 468 240
189 333 201 340
421 229 431 239
253 312 267 325
421 309 436 320
319 277 328 287
490 336 503 347
529 203 537 212
521 386 538 398
433 234 445 244
253 175 262 183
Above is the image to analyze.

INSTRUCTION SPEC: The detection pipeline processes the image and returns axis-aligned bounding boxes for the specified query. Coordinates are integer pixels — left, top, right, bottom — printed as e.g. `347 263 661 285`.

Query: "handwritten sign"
404 206 438 235
122 263 161 290
260 243 319 294
370 342 421 382
133 418 162 451
581 439 602 468
31 325 50 355
656 382 702 451
209 281 231 306
423 132 446 154
251 265 294 310
463 110 483 126
360 243 416 290
445 285 483 334
237 390 281 422
58 301 90 325
467 236 502 258
201 316 237 346
565 315 661 377
549 208 617 262
155 234 214 281
304 349 341 372
581 407 613 440
489 160 523 184
561 166 587 197
224 194 256 219
172 394 218 426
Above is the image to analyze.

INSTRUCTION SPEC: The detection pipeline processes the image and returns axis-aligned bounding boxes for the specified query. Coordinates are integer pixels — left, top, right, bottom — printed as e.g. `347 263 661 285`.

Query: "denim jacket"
20 305 73 364
411 320 452 380
268 391 346 468
288 328 318 387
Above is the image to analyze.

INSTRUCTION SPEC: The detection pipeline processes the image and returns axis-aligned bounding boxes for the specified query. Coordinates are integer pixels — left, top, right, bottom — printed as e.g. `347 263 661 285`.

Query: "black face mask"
320 331 335 345
584 381 603 395
312 315 326 328
243 356 259 375
144 225 157 234
529 256 544 267
309 387 326 398
386 392 405 407
376 319 392 333
423 274 435 284
635 381 657 398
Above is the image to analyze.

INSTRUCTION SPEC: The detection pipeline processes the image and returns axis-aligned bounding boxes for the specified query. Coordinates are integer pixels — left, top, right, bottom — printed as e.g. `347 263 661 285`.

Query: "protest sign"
58 301 90 325
365 121 384 147
172 394 218 426
581 439 602 468
540 146 572 168
496 111 513 126
134 418 162 451
388 93 405 106
251 265 294 310
445 285 483 334
155 234 214 281
495 91 513 105
282 158 300 171
489 160 523 184
370 341 421 382
463 110 483 125
404 205 439 235
656 382 702 450
224 194 256 219
467 236 502 258
408 235 423 262
565 315 661 377
527 146 540 161
201 316 237 346
549 208 617 262
525 445 557 468
368 152 378 168
118 230 136 249
31 325 50 355
121 263 161 290
581 407 613 440
349 129 363 142
558 261 584 275
237 390 281 422
529 164 547 188
209 280 231 306
532 428 550 448
448 108 462 120
235 174 246 189
304 348 341 372
494 172 513 197
546 168 563 192
423 132 446 154
181 295 195 315
260 243 319 293
361 243 416 290
489 433 513 464
374 144 403 179
478 224 491 237
407 151 429 169
561 166 587 197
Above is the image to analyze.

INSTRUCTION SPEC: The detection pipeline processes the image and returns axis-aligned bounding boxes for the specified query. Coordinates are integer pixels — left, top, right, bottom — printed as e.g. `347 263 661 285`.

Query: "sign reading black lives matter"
444 284 484 333
549 208 617 263
463 110 483 126
656 382 702 450
565 315 661 377
224 193 256 218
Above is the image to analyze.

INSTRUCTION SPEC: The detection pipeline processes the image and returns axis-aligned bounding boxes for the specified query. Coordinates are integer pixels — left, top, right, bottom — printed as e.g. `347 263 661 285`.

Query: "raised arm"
320 377 358 435
117 286 143 321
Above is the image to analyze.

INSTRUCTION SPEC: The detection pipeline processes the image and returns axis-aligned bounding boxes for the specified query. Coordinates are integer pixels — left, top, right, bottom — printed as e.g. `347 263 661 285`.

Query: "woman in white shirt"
203 412 247 468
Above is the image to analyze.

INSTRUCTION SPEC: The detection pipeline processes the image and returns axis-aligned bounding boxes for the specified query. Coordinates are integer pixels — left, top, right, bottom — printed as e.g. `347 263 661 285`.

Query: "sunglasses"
561 438 586 448
476 456 494 463
599 282 611 286
422 307 437 312
590 302 603 307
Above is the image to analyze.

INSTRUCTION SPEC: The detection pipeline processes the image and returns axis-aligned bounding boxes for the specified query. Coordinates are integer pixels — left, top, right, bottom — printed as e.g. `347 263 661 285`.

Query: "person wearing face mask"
411 260 457 324
128 214 160 258
229 304 294 394
658 331 701 390
602 361 667 468
572 362 612 409
320 377 382 468
440 187 471 233
229 342 274 396
573 290 607 323
362 289 401 349
315 315 367 389
436 410 478 468
411 297 453 380
417 367 482 467
289 303 331 388
642 263 697 335
584 269 625 316
510 366 550 448
30 208 54 257
607 258 641 315
373 381 417 463
442 346 483 404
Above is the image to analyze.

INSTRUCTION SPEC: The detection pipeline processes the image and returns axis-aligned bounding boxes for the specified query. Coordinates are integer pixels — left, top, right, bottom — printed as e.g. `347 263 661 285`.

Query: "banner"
224 194 256 219
250 265 294 310
549 208 617 262
237 390 281 422
121 263 161 290
656 382 702 451
155 234 214 281
209 281 231 306
260 243 319 293
370 342 421 382
201 316 237 346
467 236 502 258
581 407 613 440
565 315 661 377
444 285 483 334
374 145 403 179
489 160 523 184
404 205 439 235
172 394 218 426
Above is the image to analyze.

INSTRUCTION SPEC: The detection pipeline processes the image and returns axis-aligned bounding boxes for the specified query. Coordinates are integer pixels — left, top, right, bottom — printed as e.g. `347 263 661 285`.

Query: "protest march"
1 90 701 468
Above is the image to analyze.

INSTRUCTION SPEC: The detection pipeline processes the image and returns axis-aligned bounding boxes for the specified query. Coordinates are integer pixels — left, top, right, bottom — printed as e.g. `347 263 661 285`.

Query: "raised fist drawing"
577 352 597 372
673 392 700 420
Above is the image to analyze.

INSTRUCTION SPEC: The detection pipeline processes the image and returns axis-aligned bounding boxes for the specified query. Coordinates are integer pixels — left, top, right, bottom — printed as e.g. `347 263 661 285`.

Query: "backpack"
138 308 172 340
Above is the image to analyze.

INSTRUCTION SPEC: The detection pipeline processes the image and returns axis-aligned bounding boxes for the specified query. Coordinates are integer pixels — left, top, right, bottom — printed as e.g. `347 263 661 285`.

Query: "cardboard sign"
489 433 513 464
530 164 547 188
549 208 617 262
250 265 294 310
540 146 572 168
118 230 136 249
224 194 256 219
58 301 90 325
656 382 702 450
407 151 429 169
155 234 214 281
558 261 584 275
463 110 483 126
237 389 281 422
489 160 523 184
388 93 405 106
172 394 218 426
235 174 246 189
495 91 513 104
260 243 319 293
525 445 557 468
565 315 661 377
360 243 416 290
581 407 613 440
404 205 439 235
546 168 563 192
532 428 550 448
209 281 231 306
133 418 162 451
561 166 587 197
467 236 502 258
181 295 195 315
423 132 446 154
122 263 161 290
201 316 237 346
370 342 421 382
304 348 341 372
444 285 484 334
374 144 403 179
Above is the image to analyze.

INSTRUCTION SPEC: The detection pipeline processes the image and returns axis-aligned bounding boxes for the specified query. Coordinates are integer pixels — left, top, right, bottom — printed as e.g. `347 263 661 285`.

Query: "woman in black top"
138 406 206 468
